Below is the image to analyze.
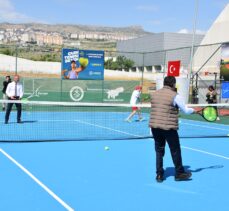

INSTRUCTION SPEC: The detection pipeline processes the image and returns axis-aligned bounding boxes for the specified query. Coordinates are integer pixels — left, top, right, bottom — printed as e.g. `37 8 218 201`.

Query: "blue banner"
222 82 229 98
61 49 104 80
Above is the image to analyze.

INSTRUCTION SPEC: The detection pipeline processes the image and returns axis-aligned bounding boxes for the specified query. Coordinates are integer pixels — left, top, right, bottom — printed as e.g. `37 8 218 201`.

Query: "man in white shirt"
5 75 24 124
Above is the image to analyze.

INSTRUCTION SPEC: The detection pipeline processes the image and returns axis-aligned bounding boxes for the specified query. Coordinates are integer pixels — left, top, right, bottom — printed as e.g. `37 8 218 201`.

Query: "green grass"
220 65 229 81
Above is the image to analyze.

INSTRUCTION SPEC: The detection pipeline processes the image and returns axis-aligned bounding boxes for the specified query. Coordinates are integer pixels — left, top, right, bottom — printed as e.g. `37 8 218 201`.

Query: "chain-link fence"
0 42 228 103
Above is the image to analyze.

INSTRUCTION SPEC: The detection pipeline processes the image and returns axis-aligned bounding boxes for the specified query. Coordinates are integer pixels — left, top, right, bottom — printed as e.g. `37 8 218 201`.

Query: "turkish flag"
167 60 180 77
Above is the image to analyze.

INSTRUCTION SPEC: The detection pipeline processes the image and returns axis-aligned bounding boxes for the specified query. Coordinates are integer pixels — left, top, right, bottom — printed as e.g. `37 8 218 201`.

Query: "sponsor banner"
103 87 125 102
61 49 104 80
220 43 229 81
69 86 125 102
222 82 229 98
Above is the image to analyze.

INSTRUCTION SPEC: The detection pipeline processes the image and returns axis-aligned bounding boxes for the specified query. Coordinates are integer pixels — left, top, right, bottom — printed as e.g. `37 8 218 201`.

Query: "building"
117 32 204 73
21 32 35 43
35 32 63 45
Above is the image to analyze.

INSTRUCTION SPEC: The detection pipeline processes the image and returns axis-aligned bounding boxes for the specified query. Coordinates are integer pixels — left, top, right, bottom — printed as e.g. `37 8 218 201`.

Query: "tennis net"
0 100 228 142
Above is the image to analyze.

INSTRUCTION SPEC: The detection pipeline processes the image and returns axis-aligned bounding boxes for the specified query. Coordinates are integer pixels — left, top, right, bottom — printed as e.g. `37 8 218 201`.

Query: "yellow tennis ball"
79 58 89 67
21 98 28 102
104 146 110 151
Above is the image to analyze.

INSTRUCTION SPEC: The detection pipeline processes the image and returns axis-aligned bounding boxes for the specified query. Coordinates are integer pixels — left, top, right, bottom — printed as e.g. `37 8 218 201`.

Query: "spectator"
206 85 217 104
2 75 11 111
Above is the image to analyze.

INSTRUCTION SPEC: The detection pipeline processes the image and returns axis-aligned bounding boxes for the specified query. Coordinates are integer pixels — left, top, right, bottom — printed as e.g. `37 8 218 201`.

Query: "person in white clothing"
5 75 24 124
125 86 144 122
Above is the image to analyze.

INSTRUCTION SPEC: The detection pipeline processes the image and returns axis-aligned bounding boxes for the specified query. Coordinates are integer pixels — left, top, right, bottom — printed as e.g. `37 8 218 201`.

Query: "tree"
124 58 135 70
105 56 135 71
104 58 113 69
116 56 125 70
2 49 13 56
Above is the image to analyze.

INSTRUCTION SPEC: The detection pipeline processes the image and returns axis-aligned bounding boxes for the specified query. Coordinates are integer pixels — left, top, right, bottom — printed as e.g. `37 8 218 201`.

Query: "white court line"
181 122 229 132
74 119 142 138
182 118 229 128
182 146 229 160
0 148 74 211
2 117 228 160
74 120 229 161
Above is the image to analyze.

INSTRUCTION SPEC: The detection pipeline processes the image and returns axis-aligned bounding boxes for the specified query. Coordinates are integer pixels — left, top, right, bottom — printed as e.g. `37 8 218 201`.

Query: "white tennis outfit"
130 90 141 106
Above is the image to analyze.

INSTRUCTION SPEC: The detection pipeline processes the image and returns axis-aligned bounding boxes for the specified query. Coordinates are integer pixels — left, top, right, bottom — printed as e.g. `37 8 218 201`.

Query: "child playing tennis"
125 86 144 122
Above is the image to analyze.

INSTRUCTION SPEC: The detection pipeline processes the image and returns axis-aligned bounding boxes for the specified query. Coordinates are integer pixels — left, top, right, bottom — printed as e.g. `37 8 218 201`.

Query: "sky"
0 0 228 34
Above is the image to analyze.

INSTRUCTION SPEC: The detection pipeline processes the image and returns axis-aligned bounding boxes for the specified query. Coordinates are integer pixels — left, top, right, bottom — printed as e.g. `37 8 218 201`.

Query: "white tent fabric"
193 4 229 74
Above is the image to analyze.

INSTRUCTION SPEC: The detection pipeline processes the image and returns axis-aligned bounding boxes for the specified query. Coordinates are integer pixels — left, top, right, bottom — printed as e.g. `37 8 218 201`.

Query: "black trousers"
5 100 22 123
151 128 184 175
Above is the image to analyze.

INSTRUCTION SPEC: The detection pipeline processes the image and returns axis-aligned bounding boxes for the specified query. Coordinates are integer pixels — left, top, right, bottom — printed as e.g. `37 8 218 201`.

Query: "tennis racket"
21 98 32 114
196 106 218 122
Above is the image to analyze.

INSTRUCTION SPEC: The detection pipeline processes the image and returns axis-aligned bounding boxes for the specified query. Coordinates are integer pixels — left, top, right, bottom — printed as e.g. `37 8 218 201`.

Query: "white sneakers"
125 118 132 123
139 117 144 122
125 118 144 122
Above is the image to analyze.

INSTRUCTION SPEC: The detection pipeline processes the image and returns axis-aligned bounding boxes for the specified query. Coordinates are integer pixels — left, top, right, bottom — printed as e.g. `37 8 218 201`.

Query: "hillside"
0 22 151 36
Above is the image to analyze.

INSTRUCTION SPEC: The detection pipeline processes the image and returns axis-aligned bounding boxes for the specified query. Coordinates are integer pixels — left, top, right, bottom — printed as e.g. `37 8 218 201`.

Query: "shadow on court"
164 165 224 179
3 120 38 124
20 120 38 124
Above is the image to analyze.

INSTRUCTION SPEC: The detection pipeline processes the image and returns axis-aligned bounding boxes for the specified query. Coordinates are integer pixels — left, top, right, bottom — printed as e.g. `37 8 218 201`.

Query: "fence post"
163 50 167 78
15 44 18 74
141 53 144 87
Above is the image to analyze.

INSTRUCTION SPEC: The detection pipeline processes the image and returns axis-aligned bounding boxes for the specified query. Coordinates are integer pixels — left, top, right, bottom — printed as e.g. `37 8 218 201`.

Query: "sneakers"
175 172 192 181
156 174 164 183
216 117 220 121
17 120 23 124
125 118 145 122
125 118 132 123
139 117 144 122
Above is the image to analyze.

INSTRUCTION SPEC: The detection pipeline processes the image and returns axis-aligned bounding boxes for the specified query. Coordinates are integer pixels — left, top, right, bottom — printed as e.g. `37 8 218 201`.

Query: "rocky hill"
0 22 151 37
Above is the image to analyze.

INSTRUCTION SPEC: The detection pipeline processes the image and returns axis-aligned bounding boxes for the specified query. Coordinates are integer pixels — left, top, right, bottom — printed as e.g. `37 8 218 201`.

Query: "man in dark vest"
149 76 194 182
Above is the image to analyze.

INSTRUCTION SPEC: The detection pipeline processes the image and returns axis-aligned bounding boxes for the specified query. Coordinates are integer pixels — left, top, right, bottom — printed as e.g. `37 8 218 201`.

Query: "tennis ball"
79 57 89 67
104 146 110 151
21 98 28 102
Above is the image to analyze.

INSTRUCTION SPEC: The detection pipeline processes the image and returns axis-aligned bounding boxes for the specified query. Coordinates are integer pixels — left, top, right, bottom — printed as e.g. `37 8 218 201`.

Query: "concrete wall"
0 54 60 74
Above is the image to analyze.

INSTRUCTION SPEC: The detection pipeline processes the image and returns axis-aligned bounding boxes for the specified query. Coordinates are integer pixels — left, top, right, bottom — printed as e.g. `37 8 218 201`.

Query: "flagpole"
188 0 199 103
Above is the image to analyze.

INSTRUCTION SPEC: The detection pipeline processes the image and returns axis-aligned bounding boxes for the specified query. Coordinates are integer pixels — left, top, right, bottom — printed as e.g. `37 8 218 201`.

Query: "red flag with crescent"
167 60 180 77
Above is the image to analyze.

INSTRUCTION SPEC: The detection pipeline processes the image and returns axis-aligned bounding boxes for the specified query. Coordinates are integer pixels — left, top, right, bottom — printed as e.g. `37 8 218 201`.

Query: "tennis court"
0 101 228 211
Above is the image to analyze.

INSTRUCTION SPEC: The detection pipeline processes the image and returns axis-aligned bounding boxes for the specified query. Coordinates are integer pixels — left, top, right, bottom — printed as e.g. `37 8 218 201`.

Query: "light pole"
188 0 199 103
15 43 18 74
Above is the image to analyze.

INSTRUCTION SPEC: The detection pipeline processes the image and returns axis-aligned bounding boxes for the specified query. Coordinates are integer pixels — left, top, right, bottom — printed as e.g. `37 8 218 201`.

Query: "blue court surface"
0 111 229 211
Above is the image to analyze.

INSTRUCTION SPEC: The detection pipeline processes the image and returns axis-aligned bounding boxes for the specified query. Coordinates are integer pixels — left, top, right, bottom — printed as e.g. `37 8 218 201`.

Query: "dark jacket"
2 80 11 94
206 91 217 104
